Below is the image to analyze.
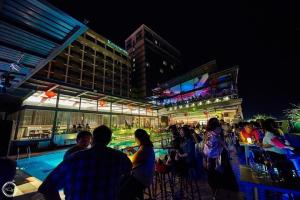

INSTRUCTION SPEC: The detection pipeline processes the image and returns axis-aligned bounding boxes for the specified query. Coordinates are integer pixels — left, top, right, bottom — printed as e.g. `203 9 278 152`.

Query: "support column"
51 90 60 146
112 59 115 95
103 55 106 93
109 102 112 128
138 106 141 128
14 111 21 140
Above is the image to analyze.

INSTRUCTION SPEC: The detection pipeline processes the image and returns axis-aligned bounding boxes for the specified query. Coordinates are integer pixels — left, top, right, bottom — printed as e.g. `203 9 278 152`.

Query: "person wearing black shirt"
63 131 92 160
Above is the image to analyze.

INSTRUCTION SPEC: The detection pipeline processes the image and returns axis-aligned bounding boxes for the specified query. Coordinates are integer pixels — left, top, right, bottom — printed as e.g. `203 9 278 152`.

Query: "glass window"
58 95 80 109
125 39 132 49
146 108 153 116
81 98 97 111
112 103 123 113
124 115 134 128
84 113 102 130
23 91 57 107
102 114 110 126
139 108 146 116
98 100 111 112
131 106 139 115
56 111 72 134
122 105 132 114
16 109 54 140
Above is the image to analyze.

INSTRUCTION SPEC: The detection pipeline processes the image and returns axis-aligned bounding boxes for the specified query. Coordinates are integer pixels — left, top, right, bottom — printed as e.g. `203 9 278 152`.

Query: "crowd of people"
163 117 298 198
28 117 299 199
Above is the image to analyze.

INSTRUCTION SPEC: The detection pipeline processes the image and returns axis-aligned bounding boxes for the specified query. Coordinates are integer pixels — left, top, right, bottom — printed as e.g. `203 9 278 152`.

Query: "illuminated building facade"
151 60 243 124
32 29 132 98
125 24 182 99
5 25 161 150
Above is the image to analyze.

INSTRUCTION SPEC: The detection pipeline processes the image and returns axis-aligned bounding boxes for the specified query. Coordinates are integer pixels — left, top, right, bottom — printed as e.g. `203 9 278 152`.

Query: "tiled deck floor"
13 152 245 200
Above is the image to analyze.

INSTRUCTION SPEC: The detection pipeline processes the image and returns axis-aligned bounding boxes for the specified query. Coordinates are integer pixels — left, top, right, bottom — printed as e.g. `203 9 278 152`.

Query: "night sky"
51 0 300 119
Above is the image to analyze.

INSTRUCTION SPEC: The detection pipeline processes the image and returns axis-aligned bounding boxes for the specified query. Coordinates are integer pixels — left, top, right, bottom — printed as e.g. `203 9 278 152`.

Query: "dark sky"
50 0 300 119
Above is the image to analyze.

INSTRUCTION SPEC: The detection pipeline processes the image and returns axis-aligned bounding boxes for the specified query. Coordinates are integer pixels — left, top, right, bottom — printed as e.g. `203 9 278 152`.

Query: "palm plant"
285 104 300 122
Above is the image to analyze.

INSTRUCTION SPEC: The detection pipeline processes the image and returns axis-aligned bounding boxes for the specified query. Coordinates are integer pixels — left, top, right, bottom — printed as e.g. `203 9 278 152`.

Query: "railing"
159 90 239 108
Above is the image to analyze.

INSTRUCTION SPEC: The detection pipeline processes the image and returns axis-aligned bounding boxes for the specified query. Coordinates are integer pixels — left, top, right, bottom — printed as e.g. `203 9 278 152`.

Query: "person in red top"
240 122 260 143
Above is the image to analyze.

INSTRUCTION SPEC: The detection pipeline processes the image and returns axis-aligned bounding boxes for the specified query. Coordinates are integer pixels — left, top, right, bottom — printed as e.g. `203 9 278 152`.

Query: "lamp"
247 137 252 144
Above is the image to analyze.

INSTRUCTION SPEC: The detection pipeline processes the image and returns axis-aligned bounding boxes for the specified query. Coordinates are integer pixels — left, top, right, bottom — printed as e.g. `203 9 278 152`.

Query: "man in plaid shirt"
38 125 132 200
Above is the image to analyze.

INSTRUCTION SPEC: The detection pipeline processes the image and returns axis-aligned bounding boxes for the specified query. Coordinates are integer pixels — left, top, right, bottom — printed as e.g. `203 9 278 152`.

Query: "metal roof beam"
75 91 88 97
46 84 59 92
0 41 47 59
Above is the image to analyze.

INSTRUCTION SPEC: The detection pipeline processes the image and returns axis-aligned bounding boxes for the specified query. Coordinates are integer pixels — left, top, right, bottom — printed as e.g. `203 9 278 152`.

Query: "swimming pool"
17 145 168 181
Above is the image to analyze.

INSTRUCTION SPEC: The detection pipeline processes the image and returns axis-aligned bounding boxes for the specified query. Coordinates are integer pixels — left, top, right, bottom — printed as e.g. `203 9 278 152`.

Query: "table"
240 165 300 200
240 143 256 165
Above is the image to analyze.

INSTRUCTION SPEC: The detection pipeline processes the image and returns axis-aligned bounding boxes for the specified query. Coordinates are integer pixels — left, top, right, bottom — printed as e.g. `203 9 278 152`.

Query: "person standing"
203 118 238 199
39 125 132 200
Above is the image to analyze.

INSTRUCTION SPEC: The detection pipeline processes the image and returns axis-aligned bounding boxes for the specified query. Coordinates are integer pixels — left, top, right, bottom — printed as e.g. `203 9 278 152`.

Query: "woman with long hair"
175 126 195 176
121 129 155 200
262 118 294 181
203 118 238 198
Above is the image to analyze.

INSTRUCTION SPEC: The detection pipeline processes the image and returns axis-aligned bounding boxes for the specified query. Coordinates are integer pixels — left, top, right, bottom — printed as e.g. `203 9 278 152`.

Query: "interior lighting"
224 96 230 101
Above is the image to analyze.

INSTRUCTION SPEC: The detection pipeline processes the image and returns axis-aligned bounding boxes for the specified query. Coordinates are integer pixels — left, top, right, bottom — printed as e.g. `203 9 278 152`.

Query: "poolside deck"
13 149 245 200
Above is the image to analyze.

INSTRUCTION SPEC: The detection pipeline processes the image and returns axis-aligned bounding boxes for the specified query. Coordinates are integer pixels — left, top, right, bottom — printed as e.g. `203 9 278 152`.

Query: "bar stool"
177 167 201 200
154 163 175 200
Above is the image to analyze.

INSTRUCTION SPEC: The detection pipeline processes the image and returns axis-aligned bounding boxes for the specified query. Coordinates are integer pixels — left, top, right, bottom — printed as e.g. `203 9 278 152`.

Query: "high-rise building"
125 24 182 99
33 29 131 98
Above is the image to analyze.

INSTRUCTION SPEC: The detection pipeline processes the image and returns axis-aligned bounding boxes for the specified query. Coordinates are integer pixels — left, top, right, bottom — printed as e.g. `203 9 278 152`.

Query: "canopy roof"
0 0 87 89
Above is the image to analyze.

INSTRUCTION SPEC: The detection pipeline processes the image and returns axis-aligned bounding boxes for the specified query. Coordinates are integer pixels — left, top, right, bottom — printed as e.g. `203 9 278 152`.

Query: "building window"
85 34 95 42
126 39 132 49
170 65 174 70
146 62 150 67
160 69 164 74
163 61 167 66
133 58 135 62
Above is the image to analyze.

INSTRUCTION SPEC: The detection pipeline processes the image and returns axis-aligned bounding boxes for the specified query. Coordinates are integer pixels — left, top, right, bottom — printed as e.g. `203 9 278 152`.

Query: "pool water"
17 145 168 181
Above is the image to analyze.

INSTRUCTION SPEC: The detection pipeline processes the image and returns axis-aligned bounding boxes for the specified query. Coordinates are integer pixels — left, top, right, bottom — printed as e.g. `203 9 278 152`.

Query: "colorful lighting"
44 91 56 98
99 100 106 107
